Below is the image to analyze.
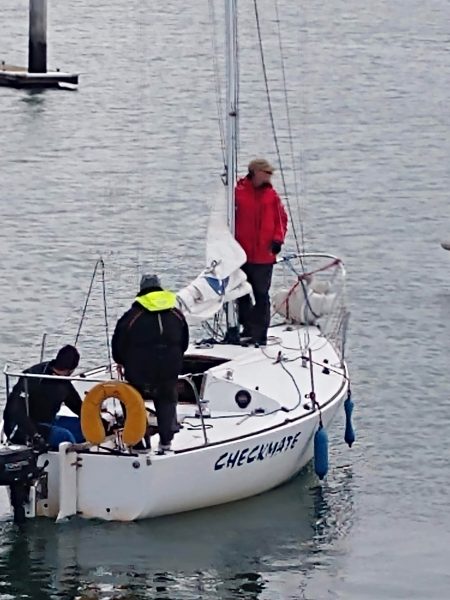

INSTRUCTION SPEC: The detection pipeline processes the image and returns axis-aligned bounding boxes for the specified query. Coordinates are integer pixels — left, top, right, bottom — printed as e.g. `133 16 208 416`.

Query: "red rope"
296 258 341 281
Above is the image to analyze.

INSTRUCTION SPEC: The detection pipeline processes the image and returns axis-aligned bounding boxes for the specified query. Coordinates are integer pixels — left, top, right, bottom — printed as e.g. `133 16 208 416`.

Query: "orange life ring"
81 381 147 446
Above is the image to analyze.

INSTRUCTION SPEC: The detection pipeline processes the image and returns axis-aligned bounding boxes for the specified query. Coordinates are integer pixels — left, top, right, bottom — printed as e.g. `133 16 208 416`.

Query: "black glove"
271 240 282 255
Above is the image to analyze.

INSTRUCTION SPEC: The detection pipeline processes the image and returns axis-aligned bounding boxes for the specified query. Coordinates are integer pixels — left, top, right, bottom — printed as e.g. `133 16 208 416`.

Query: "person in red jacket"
235 158 288 345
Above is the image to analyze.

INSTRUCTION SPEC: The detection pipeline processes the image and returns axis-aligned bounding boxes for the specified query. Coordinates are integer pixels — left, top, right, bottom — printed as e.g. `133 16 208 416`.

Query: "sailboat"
0 1 354 522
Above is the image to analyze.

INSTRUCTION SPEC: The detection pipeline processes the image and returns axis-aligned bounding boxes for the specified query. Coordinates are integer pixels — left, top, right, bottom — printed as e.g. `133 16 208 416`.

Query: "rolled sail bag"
272 278 336 325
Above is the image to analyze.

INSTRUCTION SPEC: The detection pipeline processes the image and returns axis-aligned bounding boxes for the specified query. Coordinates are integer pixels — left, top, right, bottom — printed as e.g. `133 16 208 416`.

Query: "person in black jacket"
112 274 189 453
3 345 83 449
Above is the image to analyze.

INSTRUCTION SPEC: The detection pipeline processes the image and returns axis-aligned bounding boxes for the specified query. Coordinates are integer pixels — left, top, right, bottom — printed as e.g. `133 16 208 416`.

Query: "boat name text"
214 432 301 471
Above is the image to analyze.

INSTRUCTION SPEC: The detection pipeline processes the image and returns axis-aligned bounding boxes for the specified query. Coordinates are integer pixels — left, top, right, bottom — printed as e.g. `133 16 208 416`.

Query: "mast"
224 0 240 341
225 0 238 233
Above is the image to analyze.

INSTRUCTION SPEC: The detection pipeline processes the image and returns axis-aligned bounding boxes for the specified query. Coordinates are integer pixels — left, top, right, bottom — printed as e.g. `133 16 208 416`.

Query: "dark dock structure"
0 0 79 89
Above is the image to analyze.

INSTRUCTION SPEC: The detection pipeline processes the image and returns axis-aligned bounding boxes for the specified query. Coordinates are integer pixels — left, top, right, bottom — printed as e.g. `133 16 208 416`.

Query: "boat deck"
70 323 347 455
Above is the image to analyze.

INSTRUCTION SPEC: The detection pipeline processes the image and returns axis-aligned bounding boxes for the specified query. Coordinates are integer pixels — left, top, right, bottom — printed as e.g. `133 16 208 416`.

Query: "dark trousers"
153 380 179 446
139 379 178 447
238 263 274 342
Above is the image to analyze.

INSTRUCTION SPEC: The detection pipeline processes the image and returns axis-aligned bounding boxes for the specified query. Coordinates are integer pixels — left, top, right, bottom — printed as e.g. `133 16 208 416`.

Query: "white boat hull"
34 379 346 521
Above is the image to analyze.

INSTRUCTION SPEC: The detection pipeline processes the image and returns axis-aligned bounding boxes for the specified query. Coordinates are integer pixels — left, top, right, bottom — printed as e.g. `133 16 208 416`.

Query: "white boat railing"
2 366 210 448
276 251 347 278
274 252 349 361
3 365 114 384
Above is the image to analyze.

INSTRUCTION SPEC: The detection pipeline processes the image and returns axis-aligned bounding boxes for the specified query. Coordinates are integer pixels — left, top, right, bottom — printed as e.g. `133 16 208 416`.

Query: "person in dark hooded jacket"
3 345 83 449
111 274 189 452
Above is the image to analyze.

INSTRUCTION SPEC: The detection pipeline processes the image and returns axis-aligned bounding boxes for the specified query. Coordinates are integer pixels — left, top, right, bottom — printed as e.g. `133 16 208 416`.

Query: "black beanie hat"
54 345 80 370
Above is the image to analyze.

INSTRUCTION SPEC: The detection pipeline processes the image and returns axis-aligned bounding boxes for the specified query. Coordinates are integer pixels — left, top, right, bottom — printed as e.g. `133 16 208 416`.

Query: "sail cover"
176 193 252 323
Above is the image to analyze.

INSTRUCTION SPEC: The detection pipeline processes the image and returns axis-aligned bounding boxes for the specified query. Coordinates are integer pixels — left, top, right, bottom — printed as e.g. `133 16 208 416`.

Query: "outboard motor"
0 445 39 523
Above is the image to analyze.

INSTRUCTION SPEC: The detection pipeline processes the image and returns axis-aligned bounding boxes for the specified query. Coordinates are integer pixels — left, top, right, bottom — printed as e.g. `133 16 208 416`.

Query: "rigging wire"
208 0 226 168
273 0 306 256
252 0 300 253
75 258 112 374
235 4 240 176
252 1 318 352
294 0 309 254
100 259 113 375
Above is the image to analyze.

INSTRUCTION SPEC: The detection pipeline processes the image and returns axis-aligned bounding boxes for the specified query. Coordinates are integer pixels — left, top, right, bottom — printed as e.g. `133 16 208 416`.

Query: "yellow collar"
135 290 177 312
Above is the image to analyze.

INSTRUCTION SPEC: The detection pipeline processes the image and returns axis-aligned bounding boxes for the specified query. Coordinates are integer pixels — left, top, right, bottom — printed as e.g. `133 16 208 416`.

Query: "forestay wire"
273 0 306 256
252 0 305 261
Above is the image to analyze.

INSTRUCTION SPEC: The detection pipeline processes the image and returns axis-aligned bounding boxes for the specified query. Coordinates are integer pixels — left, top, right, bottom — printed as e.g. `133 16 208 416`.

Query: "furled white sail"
176 192 252 323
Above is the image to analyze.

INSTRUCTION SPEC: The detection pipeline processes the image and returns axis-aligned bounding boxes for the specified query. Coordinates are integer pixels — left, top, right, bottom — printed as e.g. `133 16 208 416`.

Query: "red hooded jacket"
235 176 288 264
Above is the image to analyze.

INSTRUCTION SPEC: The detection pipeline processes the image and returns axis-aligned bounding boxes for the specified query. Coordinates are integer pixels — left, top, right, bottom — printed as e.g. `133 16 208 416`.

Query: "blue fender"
344 393 355 448
314 424 328 480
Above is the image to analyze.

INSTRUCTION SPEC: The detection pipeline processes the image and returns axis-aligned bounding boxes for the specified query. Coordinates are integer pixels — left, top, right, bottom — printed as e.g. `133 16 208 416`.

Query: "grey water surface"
1 1 450 598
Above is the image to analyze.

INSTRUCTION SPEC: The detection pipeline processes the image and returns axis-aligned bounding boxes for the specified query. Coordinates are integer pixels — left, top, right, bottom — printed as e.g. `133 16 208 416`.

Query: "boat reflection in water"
0 464 354 599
